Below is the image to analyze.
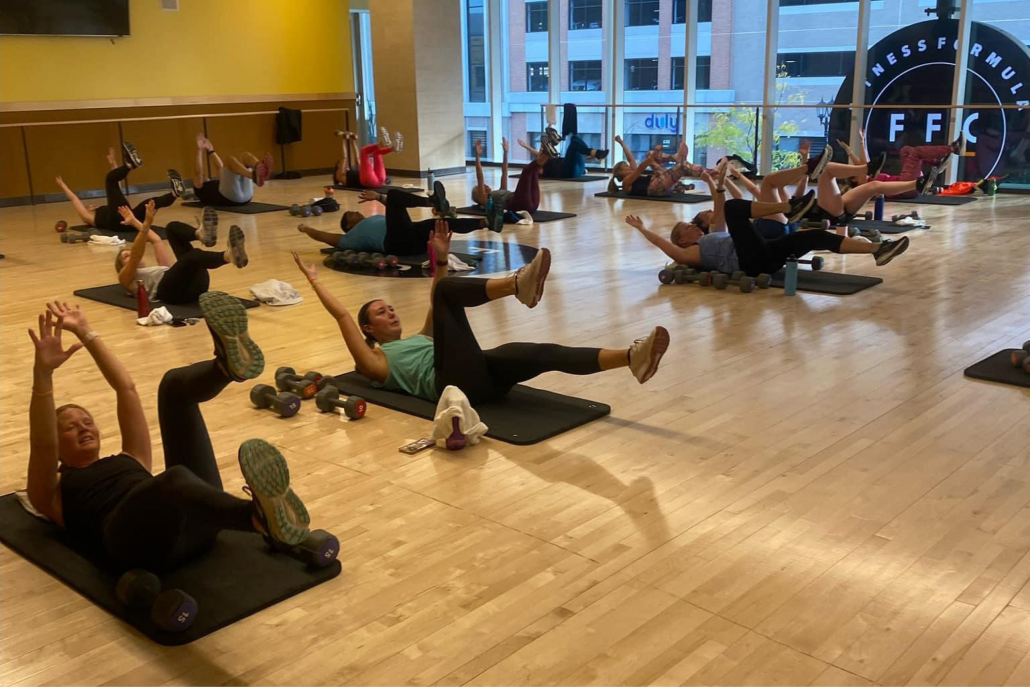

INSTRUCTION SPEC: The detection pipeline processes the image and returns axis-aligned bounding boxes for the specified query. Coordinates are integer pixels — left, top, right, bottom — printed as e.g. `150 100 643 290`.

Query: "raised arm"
418 220 453 338
624 215 695 264
117 203 156 289
474 139 489 201
615 135 637 167
699 170 727 233
292 252 389 382
500 138 509 192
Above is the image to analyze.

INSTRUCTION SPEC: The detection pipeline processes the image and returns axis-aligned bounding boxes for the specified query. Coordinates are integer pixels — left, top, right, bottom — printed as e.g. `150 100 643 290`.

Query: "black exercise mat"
594 191 711 204
769 269 882 295
891 194 977 206
0 493 340 646
331 184 423 194
851 219 930 234
70 224 167 240
964 350 1030 389
454 206 577 223
321 246 480 266
73 284 259 319
181 201 289 214
510 174 608 182
332 372 610 445
319 240 535 279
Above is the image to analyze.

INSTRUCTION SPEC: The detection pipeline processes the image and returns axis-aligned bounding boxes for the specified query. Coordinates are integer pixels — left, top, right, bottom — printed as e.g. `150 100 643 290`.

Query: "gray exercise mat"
510 174 608 182
851 219 930 234
73 284 259 319
964 350 1030 388
331 372 611 445
0 493 340 646
319 240 537 279
594 191 711 204
769 268 882 295
70 224 167 240
454 206 576 223
891 194 977 206
181 201 289 214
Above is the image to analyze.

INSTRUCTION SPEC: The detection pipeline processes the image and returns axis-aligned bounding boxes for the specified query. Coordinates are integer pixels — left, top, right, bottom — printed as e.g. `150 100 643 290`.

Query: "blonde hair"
612 160 630 179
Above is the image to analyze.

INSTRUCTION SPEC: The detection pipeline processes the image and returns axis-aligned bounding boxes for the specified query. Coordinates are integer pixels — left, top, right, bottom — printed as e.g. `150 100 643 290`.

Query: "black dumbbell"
675 267 714 286
891 210 919 222
754 273 773 289
290 204 301 216
275 366 317 399
1010 340 1030 372
300 205 313 218
383 254 399 268
860 210 873 221
60 231 93 244
798 256 824 270
366 253 388 270
314 386 366 419
712 272 756 293
267 529 340 568
802 219 832 231
250 384 301 417
116 569 198 632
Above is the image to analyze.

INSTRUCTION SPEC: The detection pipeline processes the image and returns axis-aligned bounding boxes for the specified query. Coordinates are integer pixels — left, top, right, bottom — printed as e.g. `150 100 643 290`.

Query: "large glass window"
671 56 711 90
466 0 486 103
626 0 659 27
570 0 602 30
525 1 547 32
780 0 856 6
527 62 549 92
777 51 855 78
625 58 659 90
673 0 712 24
570 60 602 91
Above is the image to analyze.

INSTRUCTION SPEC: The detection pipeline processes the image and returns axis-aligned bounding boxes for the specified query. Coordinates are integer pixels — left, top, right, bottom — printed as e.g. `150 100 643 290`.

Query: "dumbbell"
712 271 756 293
267 529 340 568
274 366 317 398
314 385 366 419
250 384 301 417
754 273 773 289
300 205 313 218
300 369 337 391
803 219 832 231
115 569 198 632
859 211 873 221
891 210 919 222
311 205 324 217
445 416 466 450
366 253 389 270
55 220 68 233
799 256 824 271
355 251 371 267
383 254 399 267
60 231 93 244
1009 340 1030 372
290 204 301 216
675 267 715 286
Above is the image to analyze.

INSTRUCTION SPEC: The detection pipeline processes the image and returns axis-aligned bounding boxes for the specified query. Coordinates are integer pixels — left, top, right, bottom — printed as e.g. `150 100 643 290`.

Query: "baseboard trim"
0 195 34 208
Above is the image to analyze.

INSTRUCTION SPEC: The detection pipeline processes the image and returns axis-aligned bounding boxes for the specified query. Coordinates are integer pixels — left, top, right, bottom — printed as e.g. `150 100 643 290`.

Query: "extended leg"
130 193 177 223
155 249 228 304
507 157 543 213
359 144 391 187
899 145 951 179
841 179 917 214
482 343 605 392
55 176 97 226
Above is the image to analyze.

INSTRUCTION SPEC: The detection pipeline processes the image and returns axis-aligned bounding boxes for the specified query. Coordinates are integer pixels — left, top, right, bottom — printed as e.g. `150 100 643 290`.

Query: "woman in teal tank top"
294 221 671 404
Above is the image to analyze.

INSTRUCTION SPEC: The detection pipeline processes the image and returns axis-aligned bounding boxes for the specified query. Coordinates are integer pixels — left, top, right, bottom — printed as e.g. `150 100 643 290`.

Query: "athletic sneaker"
786 190 817 224
199 290 264 382
485 189 511 233
540 138 558 158
514 247 551 308
238 438 310 547
167 169 186 198
228 225 248 268
873 236 909 266
728 153 757 175
808 144 832 181
867 151 887 180
333 129 346 138
917 165 941 195
951 132 965 155
608 177 620 194
393 131 404 153
628 326 670 384
122 141 143 169
430 180 452 217
200 206 218 247
544 127 562 145
379 127 392 148
592 149 609 162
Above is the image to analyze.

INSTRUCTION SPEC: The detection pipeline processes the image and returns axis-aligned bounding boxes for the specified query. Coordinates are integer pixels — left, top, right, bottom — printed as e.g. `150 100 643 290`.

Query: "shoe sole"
523 248 551 308
869 154 887 180
228 225 248 268
201 207 218 247
809 147 831 181
876 237 909 266
433 180 450 215
168 169 186 198
238 439 310 546
394 133 404 153
122 142 142 169
638 326 670 384
199 291 264 380
787 194 817 224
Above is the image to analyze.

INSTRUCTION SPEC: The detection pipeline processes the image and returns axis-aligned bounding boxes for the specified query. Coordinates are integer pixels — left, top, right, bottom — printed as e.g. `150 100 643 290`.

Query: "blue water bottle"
874 194 885 221
784 255 798 297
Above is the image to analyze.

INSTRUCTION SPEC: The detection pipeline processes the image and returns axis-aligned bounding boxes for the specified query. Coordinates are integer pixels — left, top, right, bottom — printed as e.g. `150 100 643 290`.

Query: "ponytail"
357 300 379 348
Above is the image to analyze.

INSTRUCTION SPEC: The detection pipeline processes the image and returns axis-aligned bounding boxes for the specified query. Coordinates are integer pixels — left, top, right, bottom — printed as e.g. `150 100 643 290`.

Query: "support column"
488 0 504 160
609 0 626 160
548 0 561 113
947 0 973 183
681 0 699 164
759 0 779 175
849 0 871 148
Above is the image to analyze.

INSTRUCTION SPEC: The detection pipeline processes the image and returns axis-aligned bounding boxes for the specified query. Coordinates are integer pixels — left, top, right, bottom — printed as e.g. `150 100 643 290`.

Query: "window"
569 0 602 30
673 0 713 23
672 56 711 90
569 60 602 91
780 0 856 5
466 130 487 158
626 0 659 26
527 62 549 92
625 58 659 91
777 51 855 78
526 1 547 32
466 0 486 102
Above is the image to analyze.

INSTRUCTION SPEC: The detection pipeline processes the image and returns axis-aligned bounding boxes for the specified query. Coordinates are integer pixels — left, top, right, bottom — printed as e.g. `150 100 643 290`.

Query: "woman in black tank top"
25 296 315 572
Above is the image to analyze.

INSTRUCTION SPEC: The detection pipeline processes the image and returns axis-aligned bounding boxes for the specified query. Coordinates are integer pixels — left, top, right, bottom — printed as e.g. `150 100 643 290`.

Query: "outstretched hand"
29 309 83 372
625 215 646 232
46 301 90 338
502 137 509 153
474 139 485 158
292 251 318 282
358 190 379 204
143 199 157 224
428 220 453 258
118 205 143 230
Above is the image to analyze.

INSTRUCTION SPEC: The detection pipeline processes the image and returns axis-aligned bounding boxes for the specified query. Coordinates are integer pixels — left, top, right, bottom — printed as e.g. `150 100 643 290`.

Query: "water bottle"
874 194 885 221
136 279 150 317
783 256 798 297
427 169 435 192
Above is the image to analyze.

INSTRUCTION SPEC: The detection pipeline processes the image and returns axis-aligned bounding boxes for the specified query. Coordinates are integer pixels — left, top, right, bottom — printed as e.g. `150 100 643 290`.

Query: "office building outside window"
671 56 711 90
526 1 547 32
570 0 603 30
527 62 549 92
626 0 660 26
626 58 659 90
570 60 602 91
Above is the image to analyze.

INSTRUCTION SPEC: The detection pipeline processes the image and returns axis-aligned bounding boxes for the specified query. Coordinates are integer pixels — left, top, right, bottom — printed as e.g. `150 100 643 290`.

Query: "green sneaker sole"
238 439 311 546
199 291 264 381
228 225 248 268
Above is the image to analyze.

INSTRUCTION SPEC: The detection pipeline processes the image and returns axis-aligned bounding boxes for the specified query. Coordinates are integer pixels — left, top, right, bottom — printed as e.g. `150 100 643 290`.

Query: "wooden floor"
2 170 1030 686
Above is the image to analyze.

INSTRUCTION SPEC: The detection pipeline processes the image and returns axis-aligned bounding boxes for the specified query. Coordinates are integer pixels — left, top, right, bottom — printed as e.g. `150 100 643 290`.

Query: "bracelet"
716 189 725 194
32 387 53 397
82 330 99 344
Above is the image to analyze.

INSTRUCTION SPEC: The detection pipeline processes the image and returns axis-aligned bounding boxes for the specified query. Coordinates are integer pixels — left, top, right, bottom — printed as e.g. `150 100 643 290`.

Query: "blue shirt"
697 232 739 274
335 215 387 252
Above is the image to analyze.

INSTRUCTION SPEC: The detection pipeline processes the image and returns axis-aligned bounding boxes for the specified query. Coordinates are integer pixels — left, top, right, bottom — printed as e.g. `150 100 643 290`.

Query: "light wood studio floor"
2 168 1030 687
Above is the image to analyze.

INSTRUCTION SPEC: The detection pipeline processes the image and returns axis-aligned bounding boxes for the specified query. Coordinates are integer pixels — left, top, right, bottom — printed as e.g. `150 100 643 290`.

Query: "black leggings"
154 221 227 304
725 199 845 276
382 190 484 256
542 135 591 178
91 166 177 232
102 361 253 572
432 278 603 403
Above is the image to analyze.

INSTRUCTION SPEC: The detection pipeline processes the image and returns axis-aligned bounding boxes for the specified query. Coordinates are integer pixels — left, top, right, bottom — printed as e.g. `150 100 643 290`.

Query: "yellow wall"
0 0 354 104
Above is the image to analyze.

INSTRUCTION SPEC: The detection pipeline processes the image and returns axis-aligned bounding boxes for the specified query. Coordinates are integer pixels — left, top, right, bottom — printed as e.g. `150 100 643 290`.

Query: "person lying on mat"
191 133 273 207
840 127 958 199
115 202 248 305
292 221 670 405
25 296 314 573
471 138 561 221
609 137 705 197
331 126 403 189
540 129 608 180
55 142 182 233
298 182 497 256
627 168 911 279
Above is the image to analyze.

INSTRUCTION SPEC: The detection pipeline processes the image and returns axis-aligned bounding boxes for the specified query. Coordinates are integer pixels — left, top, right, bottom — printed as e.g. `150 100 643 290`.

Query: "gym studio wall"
0 0 354 105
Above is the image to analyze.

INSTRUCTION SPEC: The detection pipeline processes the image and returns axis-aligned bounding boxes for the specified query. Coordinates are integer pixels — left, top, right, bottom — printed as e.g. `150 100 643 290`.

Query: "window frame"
525 1 548 33
569 59 603 91
569 0 603 30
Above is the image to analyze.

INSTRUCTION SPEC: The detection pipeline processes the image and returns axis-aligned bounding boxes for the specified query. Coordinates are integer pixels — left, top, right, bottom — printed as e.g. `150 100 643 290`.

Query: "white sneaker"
629 326 670 384
379 127 392 148
514 248 551 308
393 132 404 153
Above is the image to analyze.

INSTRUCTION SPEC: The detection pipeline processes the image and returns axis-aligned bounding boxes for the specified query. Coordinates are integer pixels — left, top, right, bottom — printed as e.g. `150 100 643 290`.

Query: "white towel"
422 254 475 273
432 385 488 447
546 104 558 126
88 235 125 246
15 490 52 522
136 306 173 326
896 216 928 227
250 279 303 306
514 210 534 226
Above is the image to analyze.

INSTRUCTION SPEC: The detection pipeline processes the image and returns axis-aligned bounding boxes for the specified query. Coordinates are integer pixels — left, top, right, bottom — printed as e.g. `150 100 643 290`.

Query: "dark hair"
691 211 711 234
357 300 379 348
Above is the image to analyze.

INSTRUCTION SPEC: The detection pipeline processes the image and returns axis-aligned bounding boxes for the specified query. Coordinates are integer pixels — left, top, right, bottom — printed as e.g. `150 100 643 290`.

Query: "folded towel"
88 235 126 246
514 210 533 226
136 306 173 326
432 385 488 448
250 279 303 306
422 253 475 273
15 490 52 522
